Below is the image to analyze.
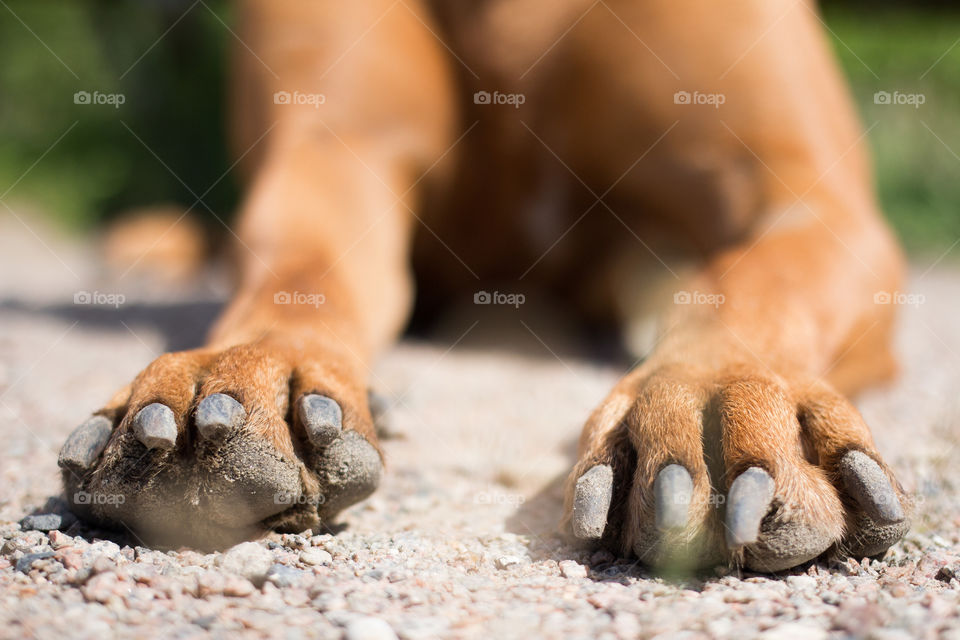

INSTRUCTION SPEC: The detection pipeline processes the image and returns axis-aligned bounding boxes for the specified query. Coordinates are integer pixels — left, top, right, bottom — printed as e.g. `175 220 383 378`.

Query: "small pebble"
495 555 523 570
16 551 55 573
217 542 273 585
266 563 308 588
301 549 332 566
20 513 63 532
197 570 255 597
345 617 398 640
787 575 818 591
559 560 588 579
193 616 217 630
936 565 958 582
48 530 73 549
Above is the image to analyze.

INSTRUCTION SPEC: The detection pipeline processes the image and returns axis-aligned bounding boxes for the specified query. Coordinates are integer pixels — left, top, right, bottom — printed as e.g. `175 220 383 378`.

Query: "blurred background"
0 0 958 255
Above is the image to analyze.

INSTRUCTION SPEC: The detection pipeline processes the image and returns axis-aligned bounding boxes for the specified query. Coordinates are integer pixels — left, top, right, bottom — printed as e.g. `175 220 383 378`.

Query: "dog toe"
314 430 382 519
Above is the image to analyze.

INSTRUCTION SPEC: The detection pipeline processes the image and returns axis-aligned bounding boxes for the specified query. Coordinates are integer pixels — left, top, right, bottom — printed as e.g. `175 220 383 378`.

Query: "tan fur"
94 0 906 563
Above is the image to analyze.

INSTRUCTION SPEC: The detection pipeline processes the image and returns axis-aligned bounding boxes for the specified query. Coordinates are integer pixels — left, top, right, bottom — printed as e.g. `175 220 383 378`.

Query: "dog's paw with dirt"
563 362 910 572
58 342 382 549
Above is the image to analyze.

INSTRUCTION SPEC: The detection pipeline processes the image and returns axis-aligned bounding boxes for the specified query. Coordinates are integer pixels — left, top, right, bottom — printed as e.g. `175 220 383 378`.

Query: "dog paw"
563 364 910 572
58 343 382 549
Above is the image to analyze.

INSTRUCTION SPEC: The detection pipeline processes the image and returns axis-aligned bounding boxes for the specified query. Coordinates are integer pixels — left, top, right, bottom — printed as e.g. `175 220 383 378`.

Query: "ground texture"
2 216 960 639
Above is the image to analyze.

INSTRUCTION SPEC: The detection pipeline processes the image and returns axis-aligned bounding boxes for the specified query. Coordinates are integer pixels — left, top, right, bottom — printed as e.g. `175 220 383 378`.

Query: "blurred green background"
0 1 958 255
0 1 234 228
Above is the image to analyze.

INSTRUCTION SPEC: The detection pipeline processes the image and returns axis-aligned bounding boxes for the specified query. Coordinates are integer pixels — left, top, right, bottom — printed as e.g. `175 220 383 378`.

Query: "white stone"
559 560 588 579
300 549 333 566
345 617 398 640
786 575 817 591
216 542 273 583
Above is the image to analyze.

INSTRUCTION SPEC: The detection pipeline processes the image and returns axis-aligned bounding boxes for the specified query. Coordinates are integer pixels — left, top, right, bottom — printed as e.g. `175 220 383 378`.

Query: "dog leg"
560 0 909 570
61 0 456 549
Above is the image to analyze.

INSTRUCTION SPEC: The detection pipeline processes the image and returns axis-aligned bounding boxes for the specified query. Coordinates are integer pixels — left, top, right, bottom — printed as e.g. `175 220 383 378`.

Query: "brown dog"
59 0 909 571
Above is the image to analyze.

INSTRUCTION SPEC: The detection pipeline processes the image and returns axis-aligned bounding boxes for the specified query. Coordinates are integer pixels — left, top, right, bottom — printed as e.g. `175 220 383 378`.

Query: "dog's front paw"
563 364 910 572
58 343 382 549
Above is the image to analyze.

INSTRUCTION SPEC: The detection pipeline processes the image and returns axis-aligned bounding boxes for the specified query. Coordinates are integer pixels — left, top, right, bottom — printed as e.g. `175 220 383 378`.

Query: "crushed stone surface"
2 216 960 639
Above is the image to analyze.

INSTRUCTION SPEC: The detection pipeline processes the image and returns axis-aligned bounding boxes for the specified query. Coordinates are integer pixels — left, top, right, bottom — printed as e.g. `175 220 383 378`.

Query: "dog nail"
58 415 113 473
654 464 693 532
195 393 246 441
839 450 904 523
132 403 178 450
299 394 343 447
725 467 775 548
571 464 613 540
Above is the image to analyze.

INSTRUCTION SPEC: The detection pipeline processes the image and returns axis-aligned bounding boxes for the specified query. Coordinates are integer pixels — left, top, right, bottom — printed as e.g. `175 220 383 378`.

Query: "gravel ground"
2 215 960 639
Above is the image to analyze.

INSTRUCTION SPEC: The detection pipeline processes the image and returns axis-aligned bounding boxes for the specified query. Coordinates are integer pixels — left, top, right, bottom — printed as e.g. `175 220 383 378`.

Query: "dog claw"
299 394 343 447
654 464 694 532
725 467 775 548
839 450 904 523
58 415 113 474
571 464 614 540
195 393 246 442
132 403 177 450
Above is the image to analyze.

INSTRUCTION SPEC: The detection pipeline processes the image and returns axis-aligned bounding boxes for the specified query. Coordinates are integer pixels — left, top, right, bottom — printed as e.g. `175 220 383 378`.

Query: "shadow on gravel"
0 298 224 351
502 436 662 581
505 435 578 542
